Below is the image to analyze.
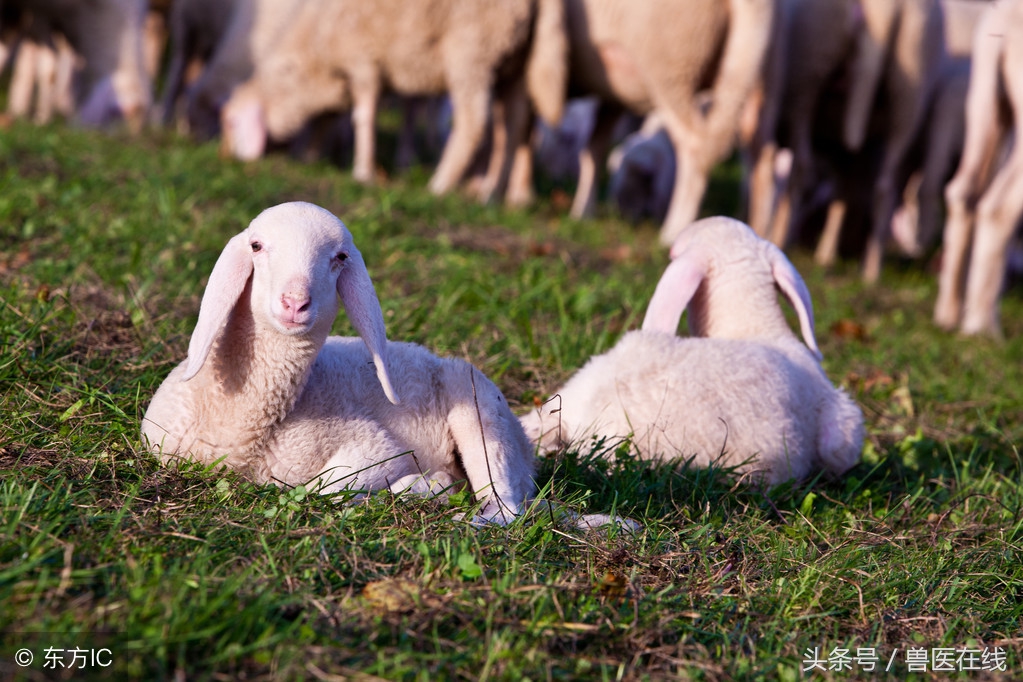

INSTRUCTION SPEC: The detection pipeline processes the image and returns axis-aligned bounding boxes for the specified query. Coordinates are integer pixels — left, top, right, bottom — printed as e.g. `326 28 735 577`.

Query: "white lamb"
520 217 864 486
141 202 535 523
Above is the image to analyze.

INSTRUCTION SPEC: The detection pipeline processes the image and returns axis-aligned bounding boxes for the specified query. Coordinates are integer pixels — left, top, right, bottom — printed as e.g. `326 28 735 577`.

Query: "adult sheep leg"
909 66 970 256
861 124 916 283
815 200 848 267
504 116 537 208
658 128 709 245
960 141 1023 336
958 3 1023 336
8 39 40 119
31 39 59 124
570 100 625 219
428 83 490 196
935 5 1008 329
773 84 821 252
861 0 944 284
350 70 381 184
477 78 532 205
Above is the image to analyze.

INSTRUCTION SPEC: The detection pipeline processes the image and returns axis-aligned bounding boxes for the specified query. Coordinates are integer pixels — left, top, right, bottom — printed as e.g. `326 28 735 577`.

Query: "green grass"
1 121 1022 680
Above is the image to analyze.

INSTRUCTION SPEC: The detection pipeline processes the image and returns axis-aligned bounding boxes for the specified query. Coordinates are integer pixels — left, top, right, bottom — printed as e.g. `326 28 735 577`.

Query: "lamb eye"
251 242 262 253
335 251 348 262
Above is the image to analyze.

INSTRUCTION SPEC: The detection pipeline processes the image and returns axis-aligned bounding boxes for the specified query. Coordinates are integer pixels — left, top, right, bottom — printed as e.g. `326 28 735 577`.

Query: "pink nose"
280 293 311 323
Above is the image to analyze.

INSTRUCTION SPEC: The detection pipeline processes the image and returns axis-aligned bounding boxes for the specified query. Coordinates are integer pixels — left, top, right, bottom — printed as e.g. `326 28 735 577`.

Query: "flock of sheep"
4 0 1020 335
3 0 1019 519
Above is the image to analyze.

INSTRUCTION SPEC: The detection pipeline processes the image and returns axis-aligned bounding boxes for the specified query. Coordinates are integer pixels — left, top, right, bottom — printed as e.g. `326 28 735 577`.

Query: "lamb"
560 0 773 245
520 217 864 486
220 0 566 202
141 202 536 524
934 0 1023 336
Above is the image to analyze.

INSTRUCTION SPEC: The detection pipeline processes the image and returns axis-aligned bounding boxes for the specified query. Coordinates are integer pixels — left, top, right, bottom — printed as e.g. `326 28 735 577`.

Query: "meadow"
1 121 1022 680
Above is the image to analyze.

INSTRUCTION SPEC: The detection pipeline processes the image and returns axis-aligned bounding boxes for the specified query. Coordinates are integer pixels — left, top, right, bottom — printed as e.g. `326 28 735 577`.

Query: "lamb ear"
182 232 254 381
337 244 400 405
641 247 708 335
766 243 821 359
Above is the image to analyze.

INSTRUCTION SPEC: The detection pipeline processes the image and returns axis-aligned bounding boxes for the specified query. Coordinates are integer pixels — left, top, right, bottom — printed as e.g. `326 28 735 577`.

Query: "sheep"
142 0 171 83
141 202 536 524
533 98 600 184
3 17 75 125
824 0 946 283
6 0 153 130
935 0 1023 336
747 0 946 285
940 0 993 57
834 0 987 263
606 112 676 224
520 217 864 486
220 0 567 202
154 0 237 129
171 0 302 141
816 0 983 265
744 0 862 245
561 0 773 245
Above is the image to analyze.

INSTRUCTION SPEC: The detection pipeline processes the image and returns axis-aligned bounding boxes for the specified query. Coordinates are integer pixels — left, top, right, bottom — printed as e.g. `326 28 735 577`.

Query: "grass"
1 119 1022 681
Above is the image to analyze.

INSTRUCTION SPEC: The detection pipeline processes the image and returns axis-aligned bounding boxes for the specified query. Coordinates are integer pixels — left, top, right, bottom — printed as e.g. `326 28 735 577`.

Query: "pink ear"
641 247 708 335
337 244 400 404
766 243 821 358
182 233 253 380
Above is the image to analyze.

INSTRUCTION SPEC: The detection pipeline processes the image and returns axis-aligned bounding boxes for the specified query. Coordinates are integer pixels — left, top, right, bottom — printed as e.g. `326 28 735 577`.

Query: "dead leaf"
361 578 419 613
831 319 869 341
599 245 633 263
596 570 628 601
528 241 555 257
846 369 896 391
550 189 572 211
891 385 914 417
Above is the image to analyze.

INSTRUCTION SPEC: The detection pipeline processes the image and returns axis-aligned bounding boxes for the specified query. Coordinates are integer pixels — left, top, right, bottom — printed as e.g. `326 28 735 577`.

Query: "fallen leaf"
891 385 915 417
846 369 896 391
830 319 869 341
361 578 419 613
528 241 555 257
599 245 633 263
550 189 571 211
596 570 628 601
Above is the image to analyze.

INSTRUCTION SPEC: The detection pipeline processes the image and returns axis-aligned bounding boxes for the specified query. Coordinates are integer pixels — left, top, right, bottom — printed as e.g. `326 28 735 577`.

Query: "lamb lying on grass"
520 217 864 486
141 202 535 523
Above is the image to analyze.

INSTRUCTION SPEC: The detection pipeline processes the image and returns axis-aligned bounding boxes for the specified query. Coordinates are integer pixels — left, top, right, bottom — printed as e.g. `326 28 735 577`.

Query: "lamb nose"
282 293 311 316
